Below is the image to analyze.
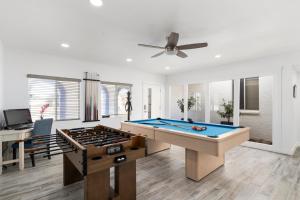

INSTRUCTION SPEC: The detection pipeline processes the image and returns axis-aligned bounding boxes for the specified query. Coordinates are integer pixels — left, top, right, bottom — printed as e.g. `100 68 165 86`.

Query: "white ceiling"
0 0 300 74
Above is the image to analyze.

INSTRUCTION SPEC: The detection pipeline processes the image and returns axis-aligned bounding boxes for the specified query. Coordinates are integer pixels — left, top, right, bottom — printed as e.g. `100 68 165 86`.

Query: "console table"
0 129 32 174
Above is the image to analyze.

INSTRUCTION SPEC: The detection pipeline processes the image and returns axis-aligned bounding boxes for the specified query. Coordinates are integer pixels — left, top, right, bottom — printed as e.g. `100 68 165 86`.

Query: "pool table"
121 118 250 181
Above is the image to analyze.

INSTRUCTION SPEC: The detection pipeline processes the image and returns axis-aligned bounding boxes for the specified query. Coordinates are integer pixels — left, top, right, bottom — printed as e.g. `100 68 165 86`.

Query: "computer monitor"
3 109 33 129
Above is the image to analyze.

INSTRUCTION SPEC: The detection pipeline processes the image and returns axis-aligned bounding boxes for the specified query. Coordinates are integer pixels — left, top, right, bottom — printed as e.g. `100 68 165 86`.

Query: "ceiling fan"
138 32 208 58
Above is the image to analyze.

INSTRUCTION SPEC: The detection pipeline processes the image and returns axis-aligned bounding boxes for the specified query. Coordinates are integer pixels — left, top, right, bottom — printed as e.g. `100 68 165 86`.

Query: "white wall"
2 48 166 132
291 70 300 146
169 85 184 120
0 41 4 126
167 51 300 155
281 66 299 154
297 72 300 143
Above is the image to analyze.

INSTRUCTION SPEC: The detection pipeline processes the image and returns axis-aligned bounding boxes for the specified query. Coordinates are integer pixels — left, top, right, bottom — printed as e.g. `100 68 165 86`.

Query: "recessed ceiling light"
90 0 103 7
61 43 70 48
126 58 133 62
215 54 222 59
165 66 171 70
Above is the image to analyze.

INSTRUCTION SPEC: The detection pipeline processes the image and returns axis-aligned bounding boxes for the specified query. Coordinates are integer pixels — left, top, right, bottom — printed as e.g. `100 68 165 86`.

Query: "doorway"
143 83 161 119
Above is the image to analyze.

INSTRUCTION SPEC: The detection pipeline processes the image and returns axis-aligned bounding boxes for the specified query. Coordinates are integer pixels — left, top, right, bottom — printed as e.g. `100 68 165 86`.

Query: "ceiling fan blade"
138 44 165 49
177 43 208 50
176 50 188 58
167 32 179 47
151 51 165 58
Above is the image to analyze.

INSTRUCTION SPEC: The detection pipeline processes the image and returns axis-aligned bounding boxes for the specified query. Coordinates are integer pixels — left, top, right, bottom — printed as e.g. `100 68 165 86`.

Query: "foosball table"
35 125 145 200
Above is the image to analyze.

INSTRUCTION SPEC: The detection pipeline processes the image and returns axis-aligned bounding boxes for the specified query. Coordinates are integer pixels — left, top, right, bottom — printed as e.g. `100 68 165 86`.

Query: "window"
28 74 81 121
210 80 234 124
100 82 132 117
190 92 202 112
188 83 206 122
240 77 259 111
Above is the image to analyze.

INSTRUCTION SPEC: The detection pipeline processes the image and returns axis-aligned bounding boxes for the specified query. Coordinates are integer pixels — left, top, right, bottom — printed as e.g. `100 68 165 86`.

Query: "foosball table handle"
114 155 127 163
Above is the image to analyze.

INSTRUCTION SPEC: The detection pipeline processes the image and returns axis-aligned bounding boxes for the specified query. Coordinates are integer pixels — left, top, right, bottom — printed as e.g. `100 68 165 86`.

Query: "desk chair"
12 118 53 167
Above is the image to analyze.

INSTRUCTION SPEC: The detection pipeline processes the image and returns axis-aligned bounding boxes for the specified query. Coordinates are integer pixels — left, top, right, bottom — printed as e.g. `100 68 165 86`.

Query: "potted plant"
40 103 49 120
217 99 233 125
177 96 196 120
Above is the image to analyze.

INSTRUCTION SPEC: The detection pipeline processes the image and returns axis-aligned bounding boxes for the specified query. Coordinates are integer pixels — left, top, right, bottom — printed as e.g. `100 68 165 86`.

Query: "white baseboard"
241 141 295 156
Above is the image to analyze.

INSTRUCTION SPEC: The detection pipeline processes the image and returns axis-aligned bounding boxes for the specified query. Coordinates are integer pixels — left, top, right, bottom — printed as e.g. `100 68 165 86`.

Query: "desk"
0 129 32 174
121 118 250 181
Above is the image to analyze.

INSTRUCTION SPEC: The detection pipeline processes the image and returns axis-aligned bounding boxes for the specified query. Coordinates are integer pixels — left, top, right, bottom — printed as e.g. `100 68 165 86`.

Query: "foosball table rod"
32 138 66 143
35 140 69 146
41 143 71 149
32 135 62 139
80 138 129 146
68 133 124 140
77 136 125 144
31 135 64 140
42 149 75 158
32 146 74 156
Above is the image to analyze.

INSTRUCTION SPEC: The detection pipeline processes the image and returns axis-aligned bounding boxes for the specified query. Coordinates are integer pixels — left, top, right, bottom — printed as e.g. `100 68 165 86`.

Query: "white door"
143 83 161 119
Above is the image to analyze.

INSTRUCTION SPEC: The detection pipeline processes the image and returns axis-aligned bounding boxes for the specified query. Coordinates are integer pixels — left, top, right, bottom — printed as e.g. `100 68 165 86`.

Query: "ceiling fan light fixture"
126 58 133 62
90 0 103 7
138 32 208 58
165 66 171 70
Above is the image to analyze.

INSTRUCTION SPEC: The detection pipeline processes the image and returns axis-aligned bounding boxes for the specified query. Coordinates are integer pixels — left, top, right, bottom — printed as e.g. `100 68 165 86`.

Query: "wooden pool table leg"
185 149 224 181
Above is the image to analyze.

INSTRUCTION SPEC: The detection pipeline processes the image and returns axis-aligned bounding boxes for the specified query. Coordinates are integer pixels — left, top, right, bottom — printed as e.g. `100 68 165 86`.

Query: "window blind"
28 75 81 121
100 81 132 117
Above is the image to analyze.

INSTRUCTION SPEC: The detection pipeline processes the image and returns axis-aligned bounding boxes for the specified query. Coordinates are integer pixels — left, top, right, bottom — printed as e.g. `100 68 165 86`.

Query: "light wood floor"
1 146 300 200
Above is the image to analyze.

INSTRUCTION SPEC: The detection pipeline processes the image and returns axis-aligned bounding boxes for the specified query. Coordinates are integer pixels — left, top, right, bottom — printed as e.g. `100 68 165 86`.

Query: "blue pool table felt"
129 118 239 137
